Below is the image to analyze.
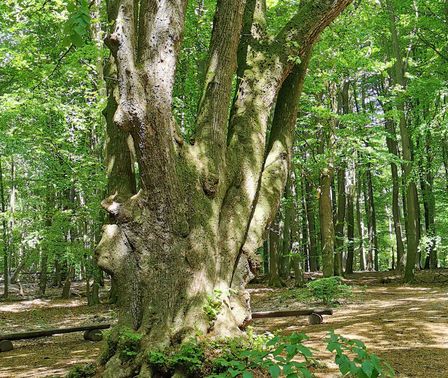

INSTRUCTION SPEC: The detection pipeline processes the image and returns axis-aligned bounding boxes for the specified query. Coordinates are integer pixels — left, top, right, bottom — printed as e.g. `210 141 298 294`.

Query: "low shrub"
148 330 315 377
306 276 352 305
327 331 395 377
66 363 96 378
100 327 143 365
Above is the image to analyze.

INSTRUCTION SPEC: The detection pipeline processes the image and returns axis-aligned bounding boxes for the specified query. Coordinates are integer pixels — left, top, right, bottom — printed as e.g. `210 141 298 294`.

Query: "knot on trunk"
202 173 219 197
104 33 119 54
101 190 144 224
113 105 134 132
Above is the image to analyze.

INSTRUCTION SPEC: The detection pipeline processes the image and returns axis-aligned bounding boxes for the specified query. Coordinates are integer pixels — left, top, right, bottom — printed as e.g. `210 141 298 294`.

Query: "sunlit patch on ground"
1 272 448 376
250 272 448 377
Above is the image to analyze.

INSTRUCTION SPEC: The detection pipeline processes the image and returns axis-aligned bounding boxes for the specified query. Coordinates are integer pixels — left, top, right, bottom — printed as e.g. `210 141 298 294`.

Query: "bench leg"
0 340 13 352
308 313 323 325
83 329 103 341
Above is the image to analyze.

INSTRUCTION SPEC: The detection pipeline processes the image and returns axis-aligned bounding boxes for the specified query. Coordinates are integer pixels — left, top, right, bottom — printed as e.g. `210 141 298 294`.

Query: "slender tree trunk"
367 164 379 271
320 167 335 277
356 168 366 270
386 0 420 282
420 131 437 269
300 174 310 272
385 118 405 270
62 266 74 299
0 155 8 298
292 172 305 286
334 167 346 276
280 176 293 279
304 175 318 271
363 169 373 271
345 163 355 274
268 212 284 287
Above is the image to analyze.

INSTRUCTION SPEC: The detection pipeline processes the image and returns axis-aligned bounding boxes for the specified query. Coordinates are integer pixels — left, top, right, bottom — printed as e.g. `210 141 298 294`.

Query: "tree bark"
345 162 355 274
304 174 318 271
320 167 335 277
96 0 352 373
0 155 8 298
385 117 405 270
385 0 420 282
356 167 366 270
268 212 284 288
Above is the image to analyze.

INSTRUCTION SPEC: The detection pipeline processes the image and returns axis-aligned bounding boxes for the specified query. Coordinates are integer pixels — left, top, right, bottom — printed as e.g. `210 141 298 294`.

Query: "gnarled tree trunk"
95 0 352 375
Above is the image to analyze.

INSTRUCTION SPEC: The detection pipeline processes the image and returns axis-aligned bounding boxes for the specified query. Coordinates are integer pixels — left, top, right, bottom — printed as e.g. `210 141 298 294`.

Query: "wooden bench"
0 323 111 352
250 309 333 325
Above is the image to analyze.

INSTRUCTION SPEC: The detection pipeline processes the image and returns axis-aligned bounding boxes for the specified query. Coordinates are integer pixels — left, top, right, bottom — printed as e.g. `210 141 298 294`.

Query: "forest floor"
0 271 447 377
251 270 448 377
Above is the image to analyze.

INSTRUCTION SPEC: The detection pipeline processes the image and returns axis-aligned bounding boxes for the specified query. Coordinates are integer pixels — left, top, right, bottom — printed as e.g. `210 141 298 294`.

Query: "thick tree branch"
220 0 352 281
105 0 145 132
194 0 246 184
239 51 312 274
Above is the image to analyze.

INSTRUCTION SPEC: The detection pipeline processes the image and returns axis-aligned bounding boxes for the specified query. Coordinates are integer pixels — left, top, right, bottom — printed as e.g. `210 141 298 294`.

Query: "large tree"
96 0 352 375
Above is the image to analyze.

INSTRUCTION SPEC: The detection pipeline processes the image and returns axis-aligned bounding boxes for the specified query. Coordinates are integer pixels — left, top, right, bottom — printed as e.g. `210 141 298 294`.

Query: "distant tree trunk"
280 176 293 279
345 163 355 274
334 167 346 276
0 155 8 298
363 168 373 271
334 79 349 276
61 266 74 299
420 131 437 269
263 240 269 274
320 167 335 277
268 212 284 287
385 117 405 270
305 175 318 271
300 175 310 272
386 0 420 282
53 259 63 288
291 171 305 286
356 168 366 270
367 164 379 271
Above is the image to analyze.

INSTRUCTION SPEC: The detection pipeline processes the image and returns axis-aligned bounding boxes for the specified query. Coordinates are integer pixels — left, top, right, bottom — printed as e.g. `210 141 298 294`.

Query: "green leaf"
268 364 281 378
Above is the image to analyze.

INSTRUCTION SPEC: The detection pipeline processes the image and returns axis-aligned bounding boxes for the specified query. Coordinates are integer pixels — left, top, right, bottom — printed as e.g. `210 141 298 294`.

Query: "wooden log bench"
250 309 333 325
0 323 111 352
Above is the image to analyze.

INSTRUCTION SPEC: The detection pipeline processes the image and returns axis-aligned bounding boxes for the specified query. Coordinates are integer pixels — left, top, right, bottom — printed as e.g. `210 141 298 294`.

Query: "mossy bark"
96 0 353 375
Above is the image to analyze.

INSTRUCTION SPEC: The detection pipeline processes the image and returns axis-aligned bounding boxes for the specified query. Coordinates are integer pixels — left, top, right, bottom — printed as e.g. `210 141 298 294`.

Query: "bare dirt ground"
0 282 115 378
0 272 447 377
251 271 448 377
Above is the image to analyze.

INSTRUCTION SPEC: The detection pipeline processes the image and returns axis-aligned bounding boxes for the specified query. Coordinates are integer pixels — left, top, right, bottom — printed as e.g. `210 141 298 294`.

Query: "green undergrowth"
68 327 394 377
146 328 394 378
100 327 143 364
279 277 365 306
66 363 96 378
306 277 353 305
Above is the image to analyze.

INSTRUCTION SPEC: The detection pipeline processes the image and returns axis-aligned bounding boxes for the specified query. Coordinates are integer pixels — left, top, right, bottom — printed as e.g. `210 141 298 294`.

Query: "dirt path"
1 276 448 377
250 282 448 377
0 298 114 377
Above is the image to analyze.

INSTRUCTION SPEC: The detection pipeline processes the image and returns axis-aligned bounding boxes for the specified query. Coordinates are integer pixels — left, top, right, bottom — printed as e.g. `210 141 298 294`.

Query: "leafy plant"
203 289 223 322
66 363 96 378
147 331 315 377
100 327 143 364
327 331 395 377
117 328 143 362
306 277 352 305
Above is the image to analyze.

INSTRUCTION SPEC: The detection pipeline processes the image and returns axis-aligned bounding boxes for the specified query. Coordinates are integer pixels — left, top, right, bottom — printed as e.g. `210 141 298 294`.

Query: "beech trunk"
95 0 352 375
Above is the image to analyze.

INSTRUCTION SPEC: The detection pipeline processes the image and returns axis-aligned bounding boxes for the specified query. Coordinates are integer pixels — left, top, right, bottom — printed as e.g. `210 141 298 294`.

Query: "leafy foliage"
327 331 395 377
66 363 96 378
306 277 353 305
203 289 223 322
148 331 315 378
